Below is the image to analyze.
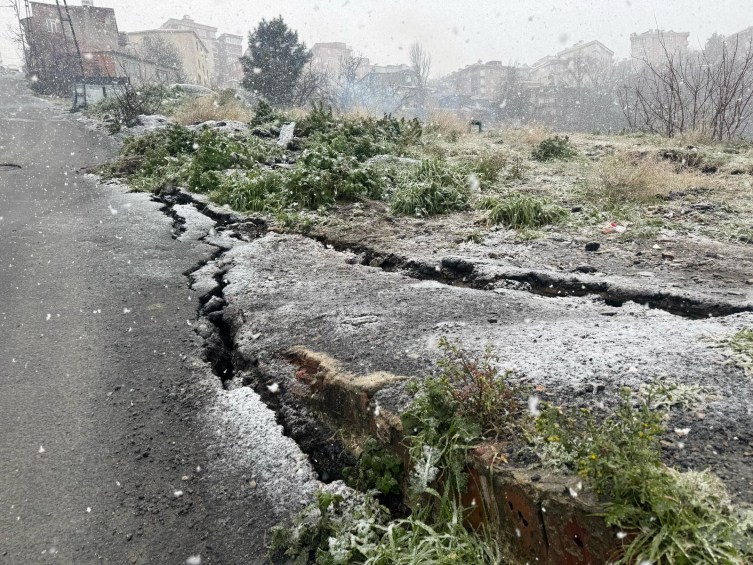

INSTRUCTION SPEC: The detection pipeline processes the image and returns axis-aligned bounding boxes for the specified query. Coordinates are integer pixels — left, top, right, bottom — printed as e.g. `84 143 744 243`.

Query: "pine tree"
240 17 311 106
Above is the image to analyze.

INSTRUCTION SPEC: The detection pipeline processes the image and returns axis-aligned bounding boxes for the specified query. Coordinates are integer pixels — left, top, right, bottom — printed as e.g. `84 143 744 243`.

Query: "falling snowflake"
528 396 541 417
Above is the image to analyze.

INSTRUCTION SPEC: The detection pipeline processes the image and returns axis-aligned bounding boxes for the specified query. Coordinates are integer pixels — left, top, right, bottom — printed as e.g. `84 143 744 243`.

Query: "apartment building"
161 16 218 84
448 60 513 100
311 42 372 80
21 1 175 92
217 33 243 88
726 26 753 51
528 40 613 87
23 1 120 53
630 29 689 65
126 29 211 87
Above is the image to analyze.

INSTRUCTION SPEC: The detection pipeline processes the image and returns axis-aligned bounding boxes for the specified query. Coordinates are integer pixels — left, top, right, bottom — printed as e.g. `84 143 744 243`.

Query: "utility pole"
54 0 86 105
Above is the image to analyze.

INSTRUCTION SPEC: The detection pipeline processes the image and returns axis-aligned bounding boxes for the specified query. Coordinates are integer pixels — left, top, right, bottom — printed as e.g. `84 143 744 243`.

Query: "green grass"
533 387 752 565
480 193 567 229
473 151 507 186
390 158 470 217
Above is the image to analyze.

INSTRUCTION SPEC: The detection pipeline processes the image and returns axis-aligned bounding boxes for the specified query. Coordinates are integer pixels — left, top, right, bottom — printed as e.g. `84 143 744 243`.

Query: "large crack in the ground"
306 233 753 319
155 190 752 492
160 188 752 320
154 191 356 484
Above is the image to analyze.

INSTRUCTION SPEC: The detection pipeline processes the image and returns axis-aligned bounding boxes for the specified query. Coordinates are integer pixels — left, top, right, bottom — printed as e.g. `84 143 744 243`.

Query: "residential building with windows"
360 63 415 89
23 1 120 53
21 1 175 93
448 60 513 100
630 29 689 65
726 26 753 51
217 33 243 88
311 42 371 80
528 40 613 87
161 16 218 84
126 29 211 87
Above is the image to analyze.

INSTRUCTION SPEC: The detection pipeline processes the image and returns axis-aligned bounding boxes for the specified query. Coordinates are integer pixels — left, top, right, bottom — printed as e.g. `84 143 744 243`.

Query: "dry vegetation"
171 93 254 125
584 152 708 208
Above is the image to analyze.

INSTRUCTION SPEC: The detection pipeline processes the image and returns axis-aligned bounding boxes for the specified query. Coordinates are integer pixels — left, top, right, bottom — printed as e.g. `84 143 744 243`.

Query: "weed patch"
584 153 700 209
390 158 470 217
270 341 501 565
480 193 567 229
171 91 254 125
533 387 753 565
532 135 578 161
342 438 403 498
473 151 507 185
704 327 753 376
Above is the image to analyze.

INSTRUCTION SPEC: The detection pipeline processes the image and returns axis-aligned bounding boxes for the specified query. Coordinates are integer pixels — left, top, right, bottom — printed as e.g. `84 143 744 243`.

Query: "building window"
45 18 60 33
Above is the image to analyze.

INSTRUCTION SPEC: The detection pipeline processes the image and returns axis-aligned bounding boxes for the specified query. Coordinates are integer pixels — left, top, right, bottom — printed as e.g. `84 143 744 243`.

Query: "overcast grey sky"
1 0 751 75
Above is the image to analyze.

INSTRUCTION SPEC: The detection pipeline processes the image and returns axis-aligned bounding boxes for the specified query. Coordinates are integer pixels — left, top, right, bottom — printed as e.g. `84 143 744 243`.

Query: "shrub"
390 158 470 217
249 99 289 127
209 145 384 213
438 338 516 438
505 156 527 180
474 151 507 184
88 83 169 130
296 101 334 136
481 193 567 229
534 387 753 565
532 135 578 161
305 114 422 160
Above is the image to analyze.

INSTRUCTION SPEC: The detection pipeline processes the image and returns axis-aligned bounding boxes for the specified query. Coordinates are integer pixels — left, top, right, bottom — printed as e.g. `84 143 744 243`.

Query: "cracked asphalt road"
0 74 290 564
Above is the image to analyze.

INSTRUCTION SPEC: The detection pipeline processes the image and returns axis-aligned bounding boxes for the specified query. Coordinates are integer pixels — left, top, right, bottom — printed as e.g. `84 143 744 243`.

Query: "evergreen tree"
240 17 311 106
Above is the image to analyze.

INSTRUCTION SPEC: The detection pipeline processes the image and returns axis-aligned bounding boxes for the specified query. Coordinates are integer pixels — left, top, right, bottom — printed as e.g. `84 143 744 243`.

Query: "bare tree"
409 41 431 119
334 52 365 112
619 33 753 141
134 35 185 82
292 61 330 107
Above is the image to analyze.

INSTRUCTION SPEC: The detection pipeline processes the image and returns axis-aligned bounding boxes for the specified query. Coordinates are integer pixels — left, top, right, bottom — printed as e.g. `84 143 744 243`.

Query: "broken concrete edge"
281 345 623 565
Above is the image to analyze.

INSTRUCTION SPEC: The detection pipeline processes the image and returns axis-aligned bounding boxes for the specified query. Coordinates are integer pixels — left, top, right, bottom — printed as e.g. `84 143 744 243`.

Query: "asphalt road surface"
0 74 278 564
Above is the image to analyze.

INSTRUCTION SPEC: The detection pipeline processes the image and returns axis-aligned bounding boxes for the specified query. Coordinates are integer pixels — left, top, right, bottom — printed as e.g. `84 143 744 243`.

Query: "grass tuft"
480 193 567 229
390 158 470 217
533 387 752 565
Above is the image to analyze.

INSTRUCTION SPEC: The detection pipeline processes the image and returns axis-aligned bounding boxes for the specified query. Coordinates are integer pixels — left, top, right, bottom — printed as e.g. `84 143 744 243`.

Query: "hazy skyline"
1 0 750 75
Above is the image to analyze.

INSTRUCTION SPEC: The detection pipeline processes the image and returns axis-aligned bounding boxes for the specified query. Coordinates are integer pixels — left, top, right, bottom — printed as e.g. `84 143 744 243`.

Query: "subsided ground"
81 96 753 561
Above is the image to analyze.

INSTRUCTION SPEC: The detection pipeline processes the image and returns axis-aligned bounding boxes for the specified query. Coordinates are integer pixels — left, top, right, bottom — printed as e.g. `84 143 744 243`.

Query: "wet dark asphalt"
0 74 266 565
